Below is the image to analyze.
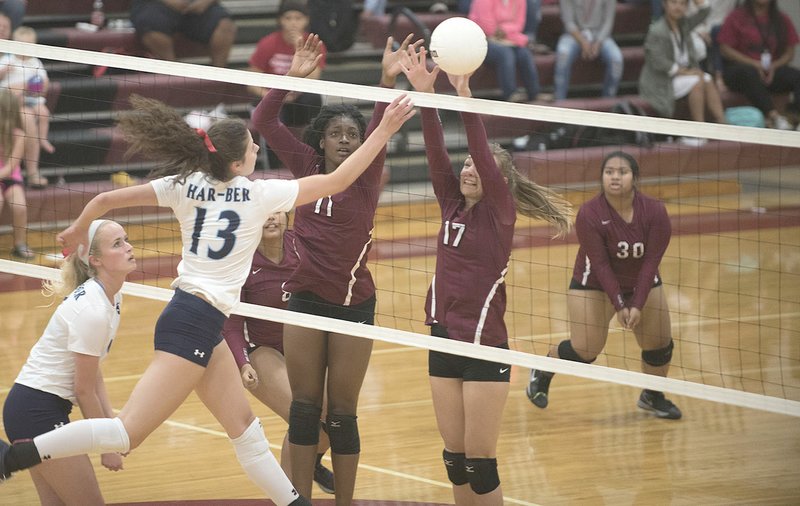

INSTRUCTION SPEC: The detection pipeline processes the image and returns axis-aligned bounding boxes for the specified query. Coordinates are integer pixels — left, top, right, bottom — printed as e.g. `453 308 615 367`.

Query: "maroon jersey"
222 230 300 368
572 191 671 310
421 108 516 346
252 88 388 305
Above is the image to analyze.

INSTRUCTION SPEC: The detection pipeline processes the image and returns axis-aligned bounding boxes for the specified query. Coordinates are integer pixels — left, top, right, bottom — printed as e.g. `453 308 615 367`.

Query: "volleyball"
429 17 488 75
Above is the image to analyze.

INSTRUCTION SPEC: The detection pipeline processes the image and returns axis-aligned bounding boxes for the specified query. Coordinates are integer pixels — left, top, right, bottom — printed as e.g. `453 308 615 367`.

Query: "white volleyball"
429 17 488 75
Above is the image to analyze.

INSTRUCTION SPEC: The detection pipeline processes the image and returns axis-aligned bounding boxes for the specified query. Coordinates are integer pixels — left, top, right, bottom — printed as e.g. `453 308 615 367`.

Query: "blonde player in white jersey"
0 63 415 505
3 220 134 505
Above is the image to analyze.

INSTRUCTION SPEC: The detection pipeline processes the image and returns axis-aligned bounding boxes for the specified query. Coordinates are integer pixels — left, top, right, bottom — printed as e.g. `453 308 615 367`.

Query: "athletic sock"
232 418 300 506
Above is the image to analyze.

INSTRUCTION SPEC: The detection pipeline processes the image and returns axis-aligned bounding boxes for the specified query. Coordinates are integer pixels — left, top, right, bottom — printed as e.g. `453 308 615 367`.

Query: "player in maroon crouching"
222 212 335 494
401 47 572 505
527 151 682 420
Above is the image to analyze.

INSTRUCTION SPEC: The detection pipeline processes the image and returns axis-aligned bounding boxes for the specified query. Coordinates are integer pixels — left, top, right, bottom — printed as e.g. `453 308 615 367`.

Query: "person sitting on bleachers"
0 0 25 30
0 19 50 188
247 0 326 129
639 0 726 145
469 0 543 102
718 0 800 131
129 0 237 67
553 0 623 101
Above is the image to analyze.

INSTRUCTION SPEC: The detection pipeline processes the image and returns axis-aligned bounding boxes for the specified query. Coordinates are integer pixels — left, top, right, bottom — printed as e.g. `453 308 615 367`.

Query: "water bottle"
91 0 106 28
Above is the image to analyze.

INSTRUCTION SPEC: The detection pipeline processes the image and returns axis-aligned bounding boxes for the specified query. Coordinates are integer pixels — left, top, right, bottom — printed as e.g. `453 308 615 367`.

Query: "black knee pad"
288 401 321 446
465 457 500 495
327 414 360 455
442 449 468 486
558 340 594 363
642 339 674 367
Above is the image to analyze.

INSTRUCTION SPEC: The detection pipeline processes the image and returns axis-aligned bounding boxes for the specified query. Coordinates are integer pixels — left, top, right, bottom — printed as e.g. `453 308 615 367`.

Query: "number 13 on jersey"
190 207 241 259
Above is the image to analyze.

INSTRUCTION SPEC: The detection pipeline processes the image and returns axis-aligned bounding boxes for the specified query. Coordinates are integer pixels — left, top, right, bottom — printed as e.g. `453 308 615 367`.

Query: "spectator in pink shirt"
469 0 542 102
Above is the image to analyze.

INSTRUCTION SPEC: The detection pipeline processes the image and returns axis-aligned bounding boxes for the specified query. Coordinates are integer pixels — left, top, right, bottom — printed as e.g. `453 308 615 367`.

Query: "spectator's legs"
458 0 472 14
722 63 775 116
208 18 236 67
703 78 726 123
767 65 800 114
6 185 30 252
553 34 580 101
33 103 54 154
513 46 540 101
140 31 177 61
686 79 706 122
599 38 623 98
485 43 517 100
21 107 47 188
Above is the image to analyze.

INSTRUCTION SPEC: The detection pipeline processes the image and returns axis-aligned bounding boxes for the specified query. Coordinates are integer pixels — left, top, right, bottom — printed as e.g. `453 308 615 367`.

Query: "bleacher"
5 0 798 231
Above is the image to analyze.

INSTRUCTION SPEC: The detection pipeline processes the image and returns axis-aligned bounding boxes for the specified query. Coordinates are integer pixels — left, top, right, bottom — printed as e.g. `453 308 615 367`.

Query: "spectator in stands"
460 0 548 53
639 0 727 144
0 0 25 30
687 0 737 83
622 0 663 21
248 0 326 129
553 0 623 101
718 0 800 131
130 0 237 67
469 0 543 102
0 89 34 258
0 26 54 190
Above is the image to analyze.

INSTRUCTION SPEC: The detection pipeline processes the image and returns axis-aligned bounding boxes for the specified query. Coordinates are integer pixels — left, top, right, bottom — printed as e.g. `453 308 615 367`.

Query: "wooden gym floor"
1 181 799 505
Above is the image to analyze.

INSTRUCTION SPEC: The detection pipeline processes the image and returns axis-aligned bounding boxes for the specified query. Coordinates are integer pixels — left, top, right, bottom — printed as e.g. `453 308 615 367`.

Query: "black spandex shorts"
154 288 225 367
3 383 73 442
428 324 511 382
287 291 376 325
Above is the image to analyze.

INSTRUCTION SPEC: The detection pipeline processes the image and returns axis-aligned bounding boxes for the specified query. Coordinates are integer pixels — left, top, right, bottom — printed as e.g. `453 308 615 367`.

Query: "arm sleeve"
252 88 317 177
67 305 112 356
151 177 178 209
630 202 671 309
460 111 515 223
223 314 250 369
421 107 461 204
358 94 391 188
643 27 677 74
596 0 615 42
575 207 626 311
560 0 578 35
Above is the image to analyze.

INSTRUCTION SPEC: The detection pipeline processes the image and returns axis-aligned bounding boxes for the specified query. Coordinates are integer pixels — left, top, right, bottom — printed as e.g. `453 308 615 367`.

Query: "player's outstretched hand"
399 46 440 94
57 222 89 261
101 452 124 472
382 34 425 86
288 33 324 79
446 72 473 98
378 94 416 135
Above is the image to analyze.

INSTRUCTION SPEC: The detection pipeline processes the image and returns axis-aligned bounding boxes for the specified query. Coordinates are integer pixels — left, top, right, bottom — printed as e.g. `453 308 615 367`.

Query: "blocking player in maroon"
251 34 419 502
401 47 572 505
222 211 334 495
527 151 682 420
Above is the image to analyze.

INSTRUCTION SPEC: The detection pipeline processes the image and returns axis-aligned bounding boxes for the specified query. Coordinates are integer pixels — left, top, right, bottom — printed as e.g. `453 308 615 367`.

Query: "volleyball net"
1 39 799 419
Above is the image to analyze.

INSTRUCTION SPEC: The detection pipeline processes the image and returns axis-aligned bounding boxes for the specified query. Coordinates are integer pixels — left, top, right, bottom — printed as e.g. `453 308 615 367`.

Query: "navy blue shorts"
154 288 225 367
3 383 73 442
288 291 376 325
130 0 231 43
427 325 511 382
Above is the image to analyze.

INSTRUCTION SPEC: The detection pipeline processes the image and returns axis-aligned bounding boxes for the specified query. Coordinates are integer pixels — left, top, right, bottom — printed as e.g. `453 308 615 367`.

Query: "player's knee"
326 413 360 455
642 339 674 367
288 401 321 446
465 457 500 495
557 340 595 363
442 449 468 486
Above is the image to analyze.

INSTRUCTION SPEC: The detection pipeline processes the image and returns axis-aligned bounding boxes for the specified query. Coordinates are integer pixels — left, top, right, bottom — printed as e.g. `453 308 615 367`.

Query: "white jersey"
16 279 122 405
152 172 299 316
0 53 47 91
